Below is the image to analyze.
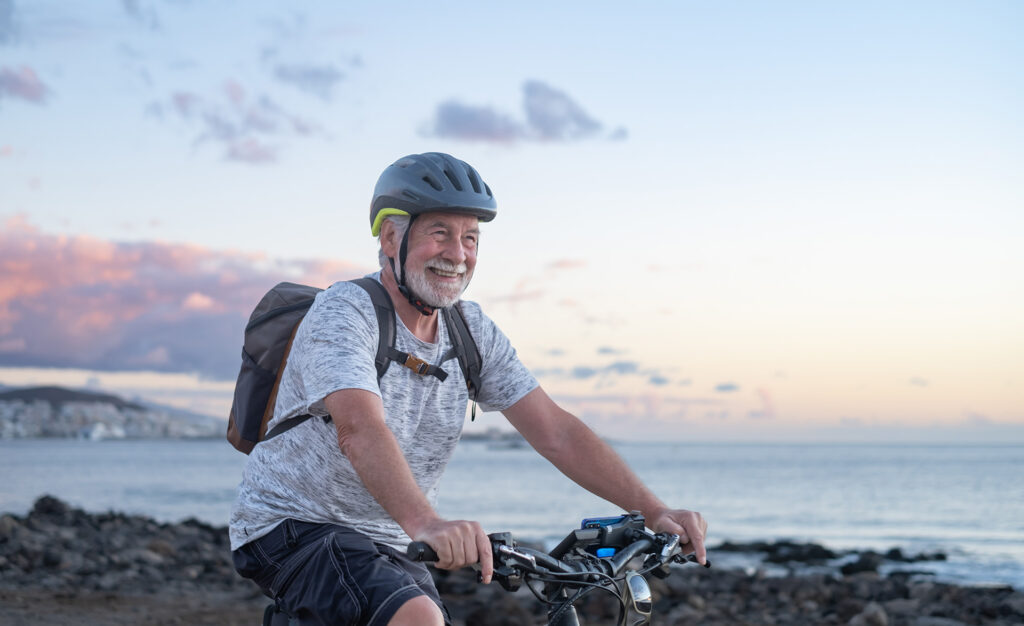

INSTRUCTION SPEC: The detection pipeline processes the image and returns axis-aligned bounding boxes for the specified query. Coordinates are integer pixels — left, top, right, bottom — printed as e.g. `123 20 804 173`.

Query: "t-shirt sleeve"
463 302 538 413
291 283 382 416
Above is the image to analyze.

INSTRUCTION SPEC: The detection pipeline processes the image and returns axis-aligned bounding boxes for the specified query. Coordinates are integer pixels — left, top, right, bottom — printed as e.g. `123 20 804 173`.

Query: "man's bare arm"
324 389 493 580
502 386 708 564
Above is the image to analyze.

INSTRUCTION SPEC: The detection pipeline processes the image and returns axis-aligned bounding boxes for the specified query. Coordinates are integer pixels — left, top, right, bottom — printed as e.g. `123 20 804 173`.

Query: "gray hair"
377 215 410 271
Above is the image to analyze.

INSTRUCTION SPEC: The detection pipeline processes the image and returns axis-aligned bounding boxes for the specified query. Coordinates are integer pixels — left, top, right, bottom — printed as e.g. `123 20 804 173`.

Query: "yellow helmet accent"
370 208 411 237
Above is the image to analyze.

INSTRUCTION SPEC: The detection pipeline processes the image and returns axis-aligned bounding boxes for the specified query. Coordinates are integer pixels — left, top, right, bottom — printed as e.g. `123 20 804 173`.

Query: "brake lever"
660 534 681 560
672 552 712 568
497 544 538 569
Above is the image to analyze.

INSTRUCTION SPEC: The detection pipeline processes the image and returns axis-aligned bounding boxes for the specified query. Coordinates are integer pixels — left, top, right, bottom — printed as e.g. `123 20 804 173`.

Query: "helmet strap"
392 214 436 316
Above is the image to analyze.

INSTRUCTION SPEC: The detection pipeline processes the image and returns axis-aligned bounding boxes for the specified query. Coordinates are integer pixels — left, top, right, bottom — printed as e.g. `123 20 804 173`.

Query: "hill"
0 386 146 411
0 385 221 439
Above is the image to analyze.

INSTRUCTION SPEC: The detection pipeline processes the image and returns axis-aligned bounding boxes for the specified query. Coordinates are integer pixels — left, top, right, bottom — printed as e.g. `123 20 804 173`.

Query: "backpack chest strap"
385 347 451 382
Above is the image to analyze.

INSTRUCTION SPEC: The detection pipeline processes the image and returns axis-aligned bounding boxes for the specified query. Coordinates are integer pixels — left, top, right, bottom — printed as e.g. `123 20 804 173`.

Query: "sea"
1 439 1022 590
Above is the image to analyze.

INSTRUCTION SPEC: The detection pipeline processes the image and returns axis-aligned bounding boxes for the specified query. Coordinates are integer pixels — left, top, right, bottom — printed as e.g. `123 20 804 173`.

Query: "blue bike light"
596 547 616 558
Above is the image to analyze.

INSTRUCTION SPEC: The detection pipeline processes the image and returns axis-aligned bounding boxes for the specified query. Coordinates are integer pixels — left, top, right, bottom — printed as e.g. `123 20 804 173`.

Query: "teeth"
429 268 459 277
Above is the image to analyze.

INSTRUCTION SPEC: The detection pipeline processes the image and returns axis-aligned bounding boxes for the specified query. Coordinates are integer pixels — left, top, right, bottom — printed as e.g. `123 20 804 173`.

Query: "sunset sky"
2 1 1021 441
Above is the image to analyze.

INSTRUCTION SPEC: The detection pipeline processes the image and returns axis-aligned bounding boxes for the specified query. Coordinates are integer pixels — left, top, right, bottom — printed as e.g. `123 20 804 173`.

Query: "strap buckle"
403 354 430 376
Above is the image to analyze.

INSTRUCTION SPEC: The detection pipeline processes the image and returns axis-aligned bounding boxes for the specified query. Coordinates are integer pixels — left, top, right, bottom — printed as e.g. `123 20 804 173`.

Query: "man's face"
400 213 479 308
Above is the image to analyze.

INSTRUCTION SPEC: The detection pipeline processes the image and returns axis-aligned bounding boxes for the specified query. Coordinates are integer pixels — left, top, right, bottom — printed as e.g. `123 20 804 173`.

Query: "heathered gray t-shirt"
229 274 537 551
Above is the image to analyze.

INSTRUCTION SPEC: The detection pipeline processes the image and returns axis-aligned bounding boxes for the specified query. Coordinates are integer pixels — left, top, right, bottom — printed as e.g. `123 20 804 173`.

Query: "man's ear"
380 220 398 259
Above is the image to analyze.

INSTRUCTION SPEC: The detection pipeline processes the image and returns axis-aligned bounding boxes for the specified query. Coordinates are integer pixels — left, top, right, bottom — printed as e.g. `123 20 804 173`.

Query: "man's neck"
379 267 439 343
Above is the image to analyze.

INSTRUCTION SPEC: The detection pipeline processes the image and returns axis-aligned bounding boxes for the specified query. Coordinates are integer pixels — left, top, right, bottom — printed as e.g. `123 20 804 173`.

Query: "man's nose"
441 237 469 264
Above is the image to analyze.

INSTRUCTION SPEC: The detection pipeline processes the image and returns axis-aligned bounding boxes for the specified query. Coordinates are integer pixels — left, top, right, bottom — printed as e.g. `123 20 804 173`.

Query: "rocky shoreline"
2 496 1022 625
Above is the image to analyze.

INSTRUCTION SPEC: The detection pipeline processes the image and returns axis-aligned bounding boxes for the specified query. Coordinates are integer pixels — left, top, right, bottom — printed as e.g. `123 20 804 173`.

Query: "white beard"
404 258 471 308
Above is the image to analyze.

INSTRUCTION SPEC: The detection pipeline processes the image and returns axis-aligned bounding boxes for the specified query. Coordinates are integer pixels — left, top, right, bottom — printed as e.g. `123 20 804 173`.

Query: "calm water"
2 439 1022 589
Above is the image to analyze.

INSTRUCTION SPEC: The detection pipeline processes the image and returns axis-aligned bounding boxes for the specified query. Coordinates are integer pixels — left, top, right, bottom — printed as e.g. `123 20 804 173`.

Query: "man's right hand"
411 518 493 583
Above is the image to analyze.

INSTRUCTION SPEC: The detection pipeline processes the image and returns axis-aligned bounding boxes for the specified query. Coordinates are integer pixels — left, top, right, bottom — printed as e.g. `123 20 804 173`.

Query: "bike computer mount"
552 511 647 559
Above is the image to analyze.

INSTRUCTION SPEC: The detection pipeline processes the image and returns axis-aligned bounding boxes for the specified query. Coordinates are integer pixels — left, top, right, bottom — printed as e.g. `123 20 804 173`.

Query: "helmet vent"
442 168 463 191
483 183 492 198
466 167 482 194
421 175 443 192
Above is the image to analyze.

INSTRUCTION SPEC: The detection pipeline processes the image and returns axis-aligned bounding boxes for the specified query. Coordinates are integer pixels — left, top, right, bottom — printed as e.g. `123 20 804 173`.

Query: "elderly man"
230 152 707 626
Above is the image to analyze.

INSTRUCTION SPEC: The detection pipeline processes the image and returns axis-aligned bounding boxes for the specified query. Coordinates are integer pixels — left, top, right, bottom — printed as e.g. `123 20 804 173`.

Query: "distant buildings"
0 388 221 440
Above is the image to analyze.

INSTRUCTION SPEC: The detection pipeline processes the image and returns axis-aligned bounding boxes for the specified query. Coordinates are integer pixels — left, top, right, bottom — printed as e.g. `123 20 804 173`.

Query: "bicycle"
408 511 710 626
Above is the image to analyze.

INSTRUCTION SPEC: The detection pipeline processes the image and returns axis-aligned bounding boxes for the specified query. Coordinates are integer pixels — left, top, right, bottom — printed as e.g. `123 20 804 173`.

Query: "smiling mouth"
428 267 461 278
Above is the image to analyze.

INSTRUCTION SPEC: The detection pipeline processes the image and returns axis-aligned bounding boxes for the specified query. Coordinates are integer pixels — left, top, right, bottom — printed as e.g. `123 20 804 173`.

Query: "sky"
1 0 1022 442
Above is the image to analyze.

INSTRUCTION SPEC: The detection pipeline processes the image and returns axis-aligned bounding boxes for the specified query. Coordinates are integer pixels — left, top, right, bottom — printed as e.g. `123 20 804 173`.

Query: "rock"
836 598 867 622
909 581 937 601
147 538 176 558
911 618 966 626
883 598 921 615
0 514 18 538
668 604 703 624
30 495 71 519
849 601 888 626
841 553 884 576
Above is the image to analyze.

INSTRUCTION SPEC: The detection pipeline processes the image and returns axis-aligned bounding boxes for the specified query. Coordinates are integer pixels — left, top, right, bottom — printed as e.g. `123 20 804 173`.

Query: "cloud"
522 80 602 140
227 138 277 164
909 377 929 387
0 216 370 379
715 382 740 393
425 80 625 144
534 358 684 391
571 366 598 379
121 0 160 30
273 63 345 100
429 100 525 143
606 361 638 376
154 85 321 163
0 66 50 104
547 259 587 271
597 346 625 355
551 392 726 427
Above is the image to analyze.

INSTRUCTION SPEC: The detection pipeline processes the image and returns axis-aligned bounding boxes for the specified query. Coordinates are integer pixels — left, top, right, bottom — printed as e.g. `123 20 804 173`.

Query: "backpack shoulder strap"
350 277 396 381
351 277 454 382
442 302 483 402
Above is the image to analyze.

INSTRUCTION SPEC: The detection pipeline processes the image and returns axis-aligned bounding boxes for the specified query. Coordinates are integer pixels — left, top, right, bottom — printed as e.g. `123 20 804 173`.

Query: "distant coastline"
0 385 222 440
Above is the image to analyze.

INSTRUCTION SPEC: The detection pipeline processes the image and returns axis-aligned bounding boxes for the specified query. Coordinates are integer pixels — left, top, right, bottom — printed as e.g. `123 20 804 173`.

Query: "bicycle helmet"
370 152 497 236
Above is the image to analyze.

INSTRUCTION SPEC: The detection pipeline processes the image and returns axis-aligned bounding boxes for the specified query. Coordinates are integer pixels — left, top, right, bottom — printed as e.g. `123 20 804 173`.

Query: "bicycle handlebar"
406 512 710 587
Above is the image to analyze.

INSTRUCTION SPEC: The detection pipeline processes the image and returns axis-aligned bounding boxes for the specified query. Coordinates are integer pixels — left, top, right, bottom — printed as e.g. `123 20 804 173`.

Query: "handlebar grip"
407 541 439 562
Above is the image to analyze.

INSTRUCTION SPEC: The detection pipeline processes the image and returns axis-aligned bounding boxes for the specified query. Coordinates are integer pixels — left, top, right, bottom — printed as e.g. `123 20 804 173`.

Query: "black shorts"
233 519 449 626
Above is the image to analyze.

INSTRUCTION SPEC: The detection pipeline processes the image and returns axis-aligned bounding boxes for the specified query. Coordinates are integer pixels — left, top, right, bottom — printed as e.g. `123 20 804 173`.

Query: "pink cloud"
0 218 371 378
0 66 50 104
546 259 587 271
